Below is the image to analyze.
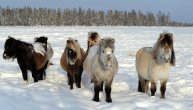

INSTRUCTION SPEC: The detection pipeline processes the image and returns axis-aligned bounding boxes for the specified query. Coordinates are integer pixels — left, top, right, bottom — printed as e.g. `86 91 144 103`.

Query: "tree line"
0 7 191 26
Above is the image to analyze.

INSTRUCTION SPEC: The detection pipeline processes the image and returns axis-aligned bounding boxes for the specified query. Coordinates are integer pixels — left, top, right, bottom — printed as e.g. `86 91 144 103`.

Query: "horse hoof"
70 86 73 90
106 98 112 103
76 84 81 88
34 80 38 83
92 98 100 102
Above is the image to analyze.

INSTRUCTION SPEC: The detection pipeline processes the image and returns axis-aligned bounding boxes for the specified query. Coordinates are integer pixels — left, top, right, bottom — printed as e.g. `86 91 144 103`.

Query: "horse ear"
169 33 173 40
45 37 48 41
8 36 13 39
67 40 70 44
34 37 37 41
159 33 164 40
88 32 92 37
111 39 115 44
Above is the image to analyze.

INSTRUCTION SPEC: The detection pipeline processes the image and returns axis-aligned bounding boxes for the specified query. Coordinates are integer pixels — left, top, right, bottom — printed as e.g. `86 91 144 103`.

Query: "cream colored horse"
136 32 175 98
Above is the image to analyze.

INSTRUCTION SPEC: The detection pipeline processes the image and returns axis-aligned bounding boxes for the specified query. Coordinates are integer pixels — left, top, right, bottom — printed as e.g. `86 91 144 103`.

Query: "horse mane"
66 38 82 60
153 32 175 66
88 32 100 41
7 36 33 49
34 36 48 43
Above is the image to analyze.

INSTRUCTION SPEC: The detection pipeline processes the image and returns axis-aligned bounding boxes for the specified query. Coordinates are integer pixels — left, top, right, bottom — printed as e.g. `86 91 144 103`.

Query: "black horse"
3 36 50 82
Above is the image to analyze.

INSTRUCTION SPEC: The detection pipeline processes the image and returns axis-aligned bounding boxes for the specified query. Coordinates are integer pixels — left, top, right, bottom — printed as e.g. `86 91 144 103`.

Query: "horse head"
3 36 17 60
34 36 48 51
66 38 81 66
99 38 115 70
87 32 100 51
154 32 175 66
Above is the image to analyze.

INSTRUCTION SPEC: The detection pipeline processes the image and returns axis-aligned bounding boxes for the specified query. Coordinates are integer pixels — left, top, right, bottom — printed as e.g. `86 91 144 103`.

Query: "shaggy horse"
83 37 118 103
60 38 86 89
86 32 101 53
34 36 54 80
3 36 53 82
136 32 175 98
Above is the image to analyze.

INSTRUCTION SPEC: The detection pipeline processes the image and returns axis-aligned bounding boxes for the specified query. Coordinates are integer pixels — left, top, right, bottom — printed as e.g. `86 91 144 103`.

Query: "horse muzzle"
164 57 171 63
68 59 76 66
105 64 113 70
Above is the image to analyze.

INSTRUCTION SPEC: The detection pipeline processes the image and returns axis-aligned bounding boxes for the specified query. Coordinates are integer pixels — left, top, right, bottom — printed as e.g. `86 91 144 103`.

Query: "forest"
0 7 192 26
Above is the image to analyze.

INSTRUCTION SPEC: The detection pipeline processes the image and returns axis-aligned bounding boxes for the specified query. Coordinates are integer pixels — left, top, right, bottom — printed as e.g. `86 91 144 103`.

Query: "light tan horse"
136 32 175 98
60 38 86 89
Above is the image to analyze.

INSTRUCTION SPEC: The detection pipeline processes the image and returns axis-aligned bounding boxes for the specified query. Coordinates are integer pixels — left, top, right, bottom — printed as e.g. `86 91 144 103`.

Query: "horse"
60 38 86 89
135 32 175 98
3 36 53 82
83 37 118 103
34 36 54 80
86 32 101 53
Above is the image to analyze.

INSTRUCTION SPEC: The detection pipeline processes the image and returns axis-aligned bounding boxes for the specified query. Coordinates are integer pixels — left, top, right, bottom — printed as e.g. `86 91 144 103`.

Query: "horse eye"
112 50 114 53
102 50 104 53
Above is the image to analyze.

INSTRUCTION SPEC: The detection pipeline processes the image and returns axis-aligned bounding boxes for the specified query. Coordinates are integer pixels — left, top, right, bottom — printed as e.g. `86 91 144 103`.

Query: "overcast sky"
0 0 192 23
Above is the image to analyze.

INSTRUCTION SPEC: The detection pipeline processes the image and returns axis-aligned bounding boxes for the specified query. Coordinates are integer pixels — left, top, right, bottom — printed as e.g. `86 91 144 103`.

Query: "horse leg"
19 65 28 81
145 80 149 93
100 81 104 91
75 67 83 88
160 80 167 98
31 69 38 82
43 61 49 79
138 80 142 92
75 72 80 88
67 72 74 89
38 68 44 80
150 81 157 96
105 78 113 103
138 75 146 93
67 73 70 85
91 79 93 83
92 78 101 102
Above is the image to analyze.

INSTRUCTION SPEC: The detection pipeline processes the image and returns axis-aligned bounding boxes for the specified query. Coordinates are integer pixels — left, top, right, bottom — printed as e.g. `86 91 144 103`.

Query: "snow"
0 26 193 110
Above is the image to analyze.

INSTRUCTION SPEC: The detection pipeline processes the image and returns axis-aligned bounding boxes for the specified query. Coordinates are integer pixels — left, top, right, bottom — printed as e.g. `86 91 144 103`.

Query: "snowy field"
0 26 193 110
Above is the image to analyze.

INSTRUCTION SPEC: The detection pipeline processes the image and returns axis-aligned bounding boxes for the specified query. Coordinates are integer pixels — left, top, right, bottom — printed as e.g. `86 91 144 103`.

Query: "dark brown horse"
3 36 53 82
60 38 86 89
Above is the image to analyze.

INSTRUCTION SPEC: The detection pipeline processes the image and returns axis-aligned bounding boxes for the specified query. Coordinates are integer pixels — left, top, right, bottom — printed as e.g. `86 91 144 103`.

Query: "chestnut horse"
60 38 86 89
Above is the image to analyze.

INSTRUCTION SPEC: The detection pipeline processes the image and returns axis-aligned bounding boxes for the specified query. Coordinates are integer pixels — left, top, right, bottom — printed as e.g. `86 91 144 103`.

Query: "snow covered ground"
0 26 193 110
